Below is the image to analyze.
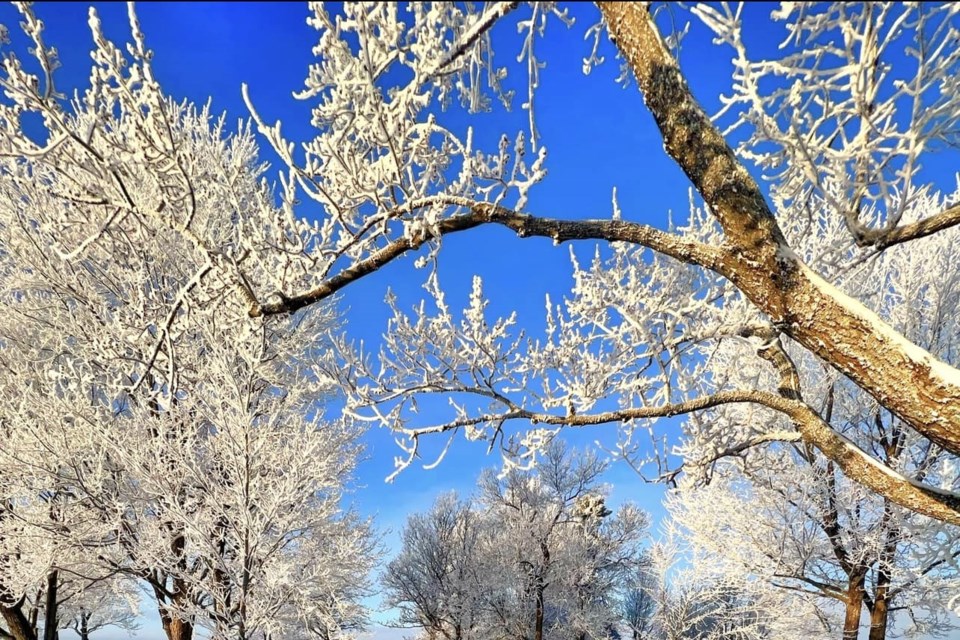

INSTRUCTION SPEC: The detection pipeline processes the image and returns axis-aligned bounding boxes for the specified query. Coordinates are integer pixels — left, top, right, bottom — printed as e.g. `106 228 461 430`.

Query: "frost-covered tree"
665 54 960 637
382 494 483 639
642 533 824 640
244 2 960 525
620 567 655 640
56 577 140 640
4 0 960 615
0 5 375 640
671 463 960 640
0 533 136 640
383 443 647 640
476 444 646 640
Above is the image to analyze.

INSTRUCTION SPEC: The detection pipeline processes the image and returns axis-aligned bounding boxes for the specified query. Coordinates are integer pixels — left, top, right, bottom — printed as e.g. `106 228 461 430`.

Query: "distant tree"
383 443 647 640
621 567 655 640
383 493 482 640
57 578 140 640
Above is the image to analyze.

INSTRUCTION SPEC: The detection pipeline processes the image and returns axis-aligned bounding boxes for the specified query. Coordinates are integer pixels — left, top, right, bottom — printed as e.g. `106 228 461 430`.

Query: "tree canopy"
2 2 960 638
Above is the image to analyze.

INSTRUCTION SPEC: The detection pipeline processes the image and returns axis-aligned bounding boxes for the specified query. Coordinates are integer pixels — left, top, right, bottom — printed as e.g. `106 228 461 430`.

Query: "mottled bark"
158 609 193 640
167 618 192 640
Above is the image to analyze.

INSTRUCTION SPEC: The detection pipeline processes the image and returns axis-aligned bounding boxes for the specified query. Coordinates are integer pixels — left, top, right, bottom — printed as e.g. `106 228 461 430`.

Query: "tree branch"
249 199 724 317
394 378 960 524
865 202 960 250
693 431 802 471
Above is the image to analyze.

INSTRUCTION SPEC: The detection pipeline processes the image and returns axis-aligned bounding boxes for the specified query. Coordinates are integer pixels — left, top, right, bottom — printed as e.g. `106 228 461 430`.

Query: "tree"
668 165 960 638
640 533 823 640
382 493 483 639
383 442 647 640
476 444 646 640
620 567 655 640
671 463 960 640
4 0 960 591
250 1 960 524
0 5 376 640
57 577 140 640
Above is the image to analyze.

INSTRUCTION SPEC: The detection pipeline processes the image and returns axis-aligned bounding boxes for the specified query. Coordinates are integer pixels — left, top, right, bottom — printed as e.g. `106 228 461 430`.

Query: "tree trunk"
154 587 193 640
0 604 37 640
41 571 57 640
868 594 889 640
591 1 960 526
868 504 897 640
78 612 89 640
533 538 551 640
161 615 193 640
843 574 866 640
533 583 544 640
595 1 960 456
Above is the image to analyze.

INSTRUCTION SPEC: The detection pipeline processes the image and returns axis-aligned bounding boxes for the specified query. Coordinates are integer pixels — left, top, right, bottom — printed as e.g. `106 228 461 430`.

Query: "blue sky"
4 3 959 639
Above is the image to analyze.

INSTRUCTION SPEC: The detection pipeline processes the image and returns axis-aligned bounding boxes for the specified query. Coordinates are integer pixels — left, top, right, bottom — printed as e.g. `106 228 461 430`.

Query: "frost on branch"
326 202 732 478
695 1 960 248
242 1 565 313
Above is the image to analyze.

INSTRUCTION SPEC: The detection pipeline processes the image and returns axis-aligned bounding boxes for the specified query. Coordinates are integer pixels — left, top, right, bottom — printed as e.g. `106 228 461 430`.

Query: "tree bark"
868 515 897 640
168 618 192 640
533 539 550 640
0 604 36 640
843 573 866 640
868 594 889 640
154 585 193 640
533 583 544 640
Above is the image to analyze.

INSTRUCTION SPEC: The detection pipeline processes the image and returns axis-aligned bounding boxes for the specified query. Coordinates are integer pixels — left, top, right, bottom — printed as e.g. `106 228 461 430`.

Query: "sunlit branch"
248 199 725 317
861 202 960 250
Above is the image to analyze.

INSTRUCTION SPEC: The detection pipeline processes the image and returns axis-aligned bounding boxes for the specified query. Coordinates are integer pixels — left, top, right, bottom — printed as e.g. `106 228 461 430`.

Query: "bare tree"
384 443 647 640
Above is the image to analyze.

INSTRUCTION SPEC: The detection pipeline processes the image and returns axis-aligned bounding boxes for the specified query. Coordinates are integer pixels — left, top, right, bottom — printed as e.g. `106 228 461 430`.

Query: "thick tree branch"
754 335 960 525
772 573 848 602
598 1 960 458
597 2 788 267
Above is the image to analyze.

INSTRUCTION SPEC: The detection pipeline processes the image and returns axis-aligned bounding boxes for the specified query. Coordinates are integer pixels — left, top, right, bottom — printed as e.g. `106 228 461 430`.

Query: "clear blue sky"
3 3 957 639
